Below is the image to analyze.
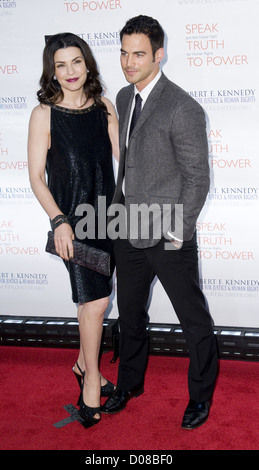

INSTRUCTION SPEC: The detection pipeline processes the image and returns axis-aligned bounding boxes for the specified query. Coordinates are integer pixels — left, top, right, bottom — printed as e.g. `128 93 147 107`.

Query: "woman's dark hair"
37 32 106 111
120 15 164 57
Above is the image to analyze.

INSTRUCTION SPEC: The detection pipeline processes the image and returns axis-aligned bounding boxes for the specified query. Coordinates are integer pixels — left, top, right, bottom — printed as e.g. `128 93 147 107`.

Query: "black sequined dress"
46 103 115 303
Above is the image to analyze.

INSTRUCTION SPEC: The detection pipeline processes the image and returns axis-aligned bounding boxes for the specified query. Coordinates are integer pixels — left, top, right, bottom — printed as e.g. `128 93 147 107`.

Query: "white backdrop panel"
0 0 258 327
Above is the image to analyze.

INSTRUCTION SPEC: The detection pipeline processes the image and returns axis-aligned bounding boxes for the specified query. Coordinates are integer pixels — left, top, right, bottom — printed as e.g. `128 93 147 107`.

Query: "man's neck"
135 68 161 93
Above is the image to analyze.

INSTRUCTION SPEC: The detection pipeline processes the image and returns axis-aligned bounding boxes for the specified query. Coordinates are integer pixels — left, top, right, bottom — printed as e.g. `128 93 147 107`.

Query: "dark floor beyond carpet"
0 346 258 450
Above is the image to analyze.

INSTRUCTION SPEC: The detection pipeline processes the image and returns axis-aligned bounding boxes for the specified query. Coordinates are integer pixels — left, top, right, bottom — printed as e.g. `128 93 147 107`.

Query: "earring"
53 75 57 80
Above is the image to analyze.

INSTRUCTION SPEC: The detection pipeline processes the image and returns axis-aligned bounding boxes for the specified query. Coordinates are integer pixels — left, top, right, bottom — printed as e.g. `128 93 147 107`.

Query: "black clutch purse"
45 231 110 277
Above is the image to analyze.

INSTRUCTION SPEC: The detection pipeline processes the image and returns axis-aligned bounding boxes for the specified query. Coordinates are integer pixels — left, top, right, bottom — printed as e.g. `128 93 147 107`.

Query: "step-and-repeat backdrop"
1 0 258 327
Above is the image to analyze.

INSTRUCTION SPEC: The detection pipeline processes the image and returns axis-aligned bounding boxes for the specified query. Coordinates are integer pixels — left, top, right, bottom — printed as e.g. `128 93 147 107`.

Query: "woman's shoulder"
101 96 114 108
31 103 50 115
29 104 51 134
30 103 50 122
101 96 117 116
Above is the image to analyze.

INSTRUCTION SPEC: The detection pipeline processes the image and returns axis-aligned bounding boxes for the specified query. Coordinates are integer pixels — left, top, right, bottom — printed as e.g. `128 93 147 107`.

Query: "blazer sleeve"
172 98 210 241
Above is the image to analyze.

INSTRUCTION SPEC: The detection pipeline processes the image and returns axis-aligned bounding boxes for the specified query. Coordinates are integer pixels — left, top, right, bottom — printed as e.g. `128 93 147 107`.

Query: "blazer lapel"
115 86 134 191
119 87 134 151
129 73 168 140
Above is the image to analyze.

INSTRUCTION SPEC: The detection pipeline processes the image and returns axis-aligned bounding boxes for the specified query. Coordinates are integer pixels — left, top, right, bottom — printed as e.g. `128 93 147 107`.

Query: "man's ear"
155 48 164 63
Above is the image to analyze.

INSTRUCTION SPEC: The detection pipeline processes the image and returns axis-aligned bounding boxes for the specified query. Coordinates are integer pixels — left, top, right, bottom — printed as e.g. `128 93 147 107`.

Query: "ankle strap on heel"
76 361 84 376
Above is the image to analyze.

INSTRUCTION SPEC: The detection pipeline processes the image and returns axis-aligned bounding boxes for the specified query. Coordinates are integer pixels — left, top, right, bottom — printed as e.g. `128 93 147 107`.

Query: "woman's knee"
79 296 109 319
95 296 109 313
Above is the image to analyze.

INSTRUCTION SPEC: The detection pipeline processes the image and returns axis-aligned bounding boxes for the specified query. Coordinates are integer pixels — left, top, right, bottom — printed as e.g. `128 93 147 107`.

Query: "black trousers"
114 234 218 402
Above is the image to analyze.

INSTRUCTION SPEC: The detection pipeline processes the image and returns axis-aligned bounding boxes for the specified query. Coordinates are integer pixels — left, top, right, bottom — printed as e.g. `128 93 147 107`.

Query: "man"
102 15 218 429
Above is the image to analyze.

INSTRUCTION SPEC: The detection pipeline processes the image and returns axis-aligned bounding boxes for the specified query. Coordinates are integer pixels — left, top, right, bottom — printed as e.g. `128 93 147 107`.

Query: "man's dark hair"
120 15 164 56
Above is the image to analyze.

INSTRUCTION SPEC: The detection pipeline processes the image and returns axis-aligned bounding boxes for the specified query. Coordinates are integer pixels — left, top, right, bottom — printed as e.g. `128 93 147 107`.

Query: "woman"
28 33 119 427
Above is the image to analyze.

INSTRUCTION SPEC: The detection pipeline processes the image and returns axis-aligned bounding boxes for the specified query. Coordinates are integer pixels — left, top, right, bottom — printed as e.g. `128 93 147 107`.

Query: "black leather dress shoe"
181 400 210 429
101 387 144 414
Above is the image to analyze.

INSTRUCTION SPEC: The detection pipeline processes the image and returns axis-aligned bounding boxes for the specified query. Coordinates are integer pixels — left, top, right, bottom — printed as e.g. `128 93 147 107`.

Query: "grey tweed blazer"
112 72 210 248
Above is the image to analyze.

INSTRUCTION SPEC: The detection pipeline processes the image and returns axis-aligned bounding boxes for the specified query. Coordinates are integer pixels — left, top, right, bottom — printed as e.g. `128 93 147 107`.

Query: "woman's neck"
58 89 93 109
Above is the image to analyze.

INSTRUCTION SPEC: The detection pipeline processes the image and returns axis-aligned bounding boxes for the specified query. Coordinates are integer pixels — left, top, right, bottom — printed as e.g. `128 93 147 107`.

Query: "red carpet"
0 346 258 451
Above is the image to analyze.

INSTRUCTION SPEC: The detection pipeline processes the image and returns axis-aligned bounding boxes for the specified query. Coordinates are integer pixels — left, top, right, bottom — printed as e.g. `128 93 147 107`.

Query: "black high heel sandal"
101 379 116 397
73 362 115 404
79 376 101 428
72 362 84 406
